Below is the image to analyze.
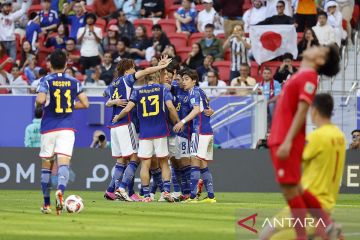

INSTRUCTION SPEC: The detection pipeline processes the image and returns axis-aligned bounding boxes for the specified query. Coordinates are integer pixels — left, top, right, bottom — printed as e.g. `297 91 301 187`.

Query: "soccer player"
173 69 216 203
35 49 89 214
260 93 346 240
112 70 181 203
103 57 173 201
268 44 340 239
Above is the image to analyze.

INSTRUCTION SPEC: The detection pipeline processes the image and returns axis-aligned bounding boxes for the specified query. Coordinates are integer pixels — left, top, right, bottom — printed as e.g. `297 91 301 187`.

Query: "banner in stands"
0 148 359 193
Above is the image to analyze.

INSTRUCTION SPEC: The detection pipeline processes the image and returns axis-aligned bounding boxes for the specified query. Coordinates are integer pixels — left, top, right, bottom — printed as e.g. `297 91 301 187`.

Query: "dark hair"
240 63 249 69
85 13 97 22
50 49 67 70
192 43 203 58
38 68 47 76
116 58 135 77
21 41 35 67
263 67 272 73
0 42 6 57
57 23 69 37
11 64 20 70
29 12 38 20
205 23 215 29
152 24 162 31
65 67 76 75
277 0 285 5
136 25 148 40
66 37 76 44
183 69 199 82
300 28 319 47
118 37 130 47
312 93 333 118
317 11 328 19
165 60 180 74
318 44 340 77
282 53 293 61
207 69 219 79
351 129 360 135
35 107 43 119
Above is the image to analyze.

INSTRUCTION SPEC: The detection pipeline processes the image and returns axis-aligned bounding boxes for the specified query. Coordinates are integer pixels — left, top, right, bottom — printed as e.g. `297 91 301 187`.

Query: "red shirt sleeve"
299 72 318 104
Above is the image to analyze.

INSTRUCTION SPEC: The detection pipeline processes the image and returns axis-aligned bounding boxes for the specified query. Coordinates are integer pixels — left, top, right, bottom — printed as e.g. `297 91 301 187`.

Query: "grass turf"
0 191 359 240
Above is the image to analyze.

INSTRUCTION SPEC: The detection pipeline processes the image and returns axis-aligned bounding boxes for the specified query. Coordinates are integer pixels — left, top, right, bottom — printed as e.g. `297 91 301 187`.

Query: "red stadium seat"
164 0 178 18
250 61 261 82
139 60 151 69
85 4 95 13
342 19 347 31
260 61 282 76
216 33 225 41
297 32 304 43
213 61 231 82
176 47 191 62
167 5 180 19
351 4 359 28
195 5 205 12
95 18 106 33
188 32 204 46
27 4 42 16
158 19 177 33
243 0 252 11
168 33 188 48
224 49 231 61
133 19 154 38
107 19 118 27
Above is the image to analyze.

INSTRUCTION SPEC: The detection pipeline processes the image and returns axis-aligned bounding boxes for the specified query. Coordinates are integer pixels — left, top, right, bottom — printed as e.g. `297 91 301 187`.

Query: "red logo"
237 213 258 234
260 32 282 52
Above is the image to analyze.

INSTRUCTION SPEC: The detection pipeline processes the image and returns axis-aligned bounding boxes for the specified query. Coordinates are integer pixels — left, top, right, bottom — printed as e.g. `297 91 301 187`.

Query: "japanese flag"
250 25 298 65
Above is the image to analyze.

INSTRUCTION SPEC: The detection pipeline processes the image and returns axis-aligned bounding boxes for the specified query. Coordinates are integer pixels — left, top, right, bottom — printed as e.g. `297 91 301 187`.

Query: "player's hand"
276 141 292 160
112 114 120 123
204 108 214 117
113 98 128 107
158 55 169 66
173 122 184 133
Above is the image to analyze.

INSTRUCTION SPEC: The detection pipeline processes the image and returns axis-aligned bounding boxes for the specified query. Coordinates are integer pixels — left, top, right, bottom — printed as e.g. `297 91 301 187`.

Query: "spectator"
24 107 43 147
297 28 320 58
112 39 132 63
260 67 281 128
0 0 28 60
265 0 293 18
174 0 197 35
218 0 244 38
223 24 251 80
273 53 298 83
312 11 337 46
198 23 223 60
230 63 256 96
93 0 117 19
100 52 116 85
18 41 36 70
243 0 267 33
103 24 120 53
77 13 103 73
62 1 87 39
141 0 165 18
350 129 360 149
24 58 40 84
149 24 170 57
65 66 77 77
257 0 294 25
0 42 13 73
199 69 227 97
196 54 218 82
123 0 142 22
185 43 205 70
161 44 182 63
150 56 159 66
337 0 354 39
45 23 69 50
85 65 106 96
6 64 29 95
25 12 42 53
294 0 317 32
197 0 224 35
39 0 59 33
65 38 81 69
128 25 150 61
30 68 47 93
325 1 346 46
256 132 270 149
116 10 135 42
90 130 110 148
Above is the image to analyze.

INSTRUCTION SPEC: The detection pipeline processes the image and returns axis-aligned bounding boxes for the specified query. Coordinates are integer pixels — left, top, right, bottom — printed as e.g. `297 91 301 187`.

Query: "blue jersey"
25 21 41 46
172 82 192 139
189 86 213 135
104 74 136 128
130 84 173 140
37 73 83 134
39 10 59 28
176 7 197 33
67 14 86 39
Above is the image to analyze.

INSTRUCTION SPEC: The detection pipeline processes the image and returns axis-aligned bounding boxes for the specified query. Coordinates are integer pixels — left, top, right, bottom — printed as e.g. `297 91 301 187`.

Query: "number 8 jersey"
37 73 83 134
130 83 173 140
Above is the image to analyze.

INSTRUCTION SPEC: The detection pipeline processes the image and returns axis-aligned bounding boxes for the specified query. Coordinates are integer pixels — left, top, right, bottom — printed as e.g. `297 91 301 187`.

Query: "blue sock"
201 167 215 199
128 177 135 196
171 167 181 192
150 168 164 192
41 169 51 205
190 166 200 199
181 166 191 195
142 185 150 198
150 178 158 194
139 186 144 196
107 163 125 193
57 165 69 194
163 180 171 193
119 161 138 191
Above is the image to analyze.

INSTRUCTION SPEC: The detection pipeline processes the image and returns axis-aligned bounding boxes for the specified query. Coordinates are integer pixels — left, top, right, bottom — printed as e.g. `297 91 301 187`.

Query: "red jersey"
268 69 318 147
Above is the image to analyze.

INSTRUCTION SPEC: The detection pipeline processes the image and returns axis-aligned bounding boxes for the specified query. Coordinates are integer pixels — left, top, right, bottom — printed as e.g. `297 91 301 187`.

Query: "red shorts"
269 144 304 184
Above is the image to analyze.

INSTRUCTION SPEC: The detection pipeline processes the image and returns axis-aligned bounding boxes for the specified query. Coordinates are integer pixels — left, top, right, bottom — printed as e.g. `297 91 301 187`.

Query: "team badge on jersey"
304 82 316 94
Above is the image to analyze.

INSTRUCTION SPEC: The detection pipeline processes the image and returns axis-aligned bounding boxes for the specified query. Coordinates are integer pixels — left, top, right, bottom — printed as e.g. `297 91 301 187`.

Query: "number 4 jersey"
37 73 83 134
130 83 173 140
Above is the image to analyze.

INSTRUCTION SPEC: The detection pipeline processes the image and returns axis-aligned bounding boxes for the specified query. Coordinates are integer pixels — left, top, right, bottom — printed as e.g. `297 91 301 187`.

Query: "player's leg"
138 139 154 202
180 157 191 200
170 158 182 201
150 156 163 200
184 133 201 203
175 136 191 199
155 137 173 202
116 155 140 201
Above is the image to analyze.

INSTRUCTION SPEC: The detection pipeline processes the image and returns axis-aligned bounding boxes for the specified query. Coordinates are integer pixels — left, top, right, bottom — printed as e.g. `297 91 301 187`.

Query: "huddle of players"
103 55 216 203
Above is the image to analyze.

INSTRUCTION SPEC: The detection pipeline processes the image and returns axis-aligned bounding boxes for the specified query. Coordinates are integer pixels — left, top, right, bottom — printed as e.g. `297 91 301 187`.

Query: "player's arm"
166 100 181 125
112 101 136 123
105 98 128 107
173 105 200 132
302 133 321 162
75 92 89 109
134 57 172 80
276 101 309 160
35 92 47 107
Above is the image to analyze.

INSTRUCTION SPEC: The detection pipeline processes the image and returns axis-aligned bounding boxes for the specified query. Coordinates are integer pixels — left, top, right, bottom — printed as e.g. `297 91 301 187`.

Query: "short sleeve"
76 81 83 95
37 78 49 93
299 72 317 104
274 81 282 96
103 85 111 98
190 89 200 107
77 27 84 40
164 87 173 102
190 10 197 19
95 27 103 39
130 89 139 103
124 74 136 88
302 132 321 162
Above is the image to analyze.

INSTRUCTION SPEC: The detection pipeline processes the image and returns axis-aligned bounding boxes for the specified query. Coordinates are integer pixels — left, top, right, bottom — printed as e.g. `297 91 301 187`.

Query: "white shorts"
190 133 214 161
175 135 190 159
168 136 176 158
138 137 169 159
111 123 138 158
39 130 75 158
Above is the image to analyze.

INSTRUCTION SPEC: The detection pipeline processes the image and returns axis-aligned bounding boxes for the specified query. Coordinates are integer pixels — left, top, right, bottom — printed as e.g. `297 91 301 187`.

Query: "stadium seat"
188 32 204 46
158 19 177 33
176 47 191 62
216 33 225 41
107 19 118 28
351 4 359 29
224 49 231 61
133 19 153 38
164 0 178 18
85 4 95 13
95 18 106 33
195 5 205 12
260 61 282 76
168 33 188 48
213 61 231 82
167 5 180 19
27 4 42 16
139 60 150 69
243 0 252 11
297 32 304 43
250 61 261 82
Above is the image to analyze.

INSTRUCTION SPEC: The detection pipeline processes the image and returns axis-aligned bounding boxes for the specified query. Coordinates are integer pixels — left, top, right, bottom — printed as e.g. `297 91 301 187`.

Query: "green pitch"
0 191 359 240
